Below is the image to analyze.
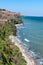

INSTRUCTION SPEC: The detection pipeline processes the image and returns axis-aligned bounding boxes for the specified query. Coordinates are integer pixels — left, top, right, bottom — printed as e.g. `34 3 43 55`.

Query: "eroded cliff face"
0 9 22 24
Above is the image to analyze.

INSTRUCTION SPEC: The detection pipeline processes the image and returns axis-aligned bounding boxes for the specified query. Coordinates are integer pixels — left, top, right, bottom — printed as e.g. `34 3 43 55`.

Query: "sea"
17 16 43 65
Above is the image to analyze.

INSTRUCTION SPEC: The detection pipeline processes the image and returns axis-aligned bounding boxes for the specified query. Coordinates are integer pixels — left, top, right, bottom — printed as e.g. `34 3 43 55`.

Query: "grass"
0 18 26 65
0 42 26 65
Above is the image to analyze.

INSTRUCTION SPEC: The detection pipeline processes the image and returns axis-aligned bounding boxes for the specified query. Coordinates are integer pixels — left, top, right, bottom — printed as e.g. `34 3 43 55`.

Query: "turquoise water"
17 16 43 64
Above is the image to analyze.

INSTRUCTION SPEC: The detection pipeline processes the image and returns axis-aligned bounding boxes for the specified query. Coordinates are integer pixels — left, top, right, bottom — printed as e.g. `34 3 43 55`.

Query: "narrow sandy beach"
9 35 37 65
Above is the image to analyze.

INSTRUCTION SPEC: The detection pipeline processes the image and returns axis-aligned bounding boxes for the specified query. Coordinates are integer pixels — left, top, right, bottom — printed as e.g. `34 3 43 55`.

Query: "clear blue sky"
0 0 43 16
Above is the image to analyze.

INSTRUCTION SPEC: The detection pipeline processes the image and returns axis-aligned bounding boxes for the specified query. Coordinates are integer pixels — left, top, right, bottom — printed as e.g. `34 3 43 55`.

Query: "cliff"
0 9 26 65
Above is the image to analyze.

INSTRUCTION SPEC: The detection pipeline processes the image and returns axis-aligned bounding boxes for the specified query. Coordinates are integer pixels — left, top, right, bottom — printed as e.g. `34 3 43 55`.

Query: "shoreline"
9 35 37 65
9 23 42 65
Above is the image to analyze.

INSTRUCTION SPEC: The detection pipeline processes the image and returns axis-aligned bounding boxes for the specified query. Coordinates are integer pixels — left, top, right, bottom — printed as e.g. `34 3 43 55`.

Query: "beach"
9 35 37 65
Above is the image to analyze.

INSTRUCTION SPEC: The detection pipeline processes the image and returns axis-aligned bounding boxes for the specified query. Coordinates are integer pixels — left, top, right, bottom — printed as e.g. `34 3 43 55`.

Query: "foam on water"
24 38 30 42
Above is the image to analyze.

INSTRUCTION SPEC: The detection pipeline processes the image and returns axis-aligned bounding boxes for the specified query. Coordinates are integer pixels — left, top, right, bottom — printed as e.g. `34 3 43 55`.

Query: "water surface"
17 16 43 63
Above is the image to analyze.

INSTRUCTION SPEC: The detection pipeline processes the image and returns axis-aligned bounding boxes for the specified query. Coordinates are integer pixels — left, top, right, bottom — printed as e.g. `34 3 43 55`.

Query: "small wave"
24 38 30 42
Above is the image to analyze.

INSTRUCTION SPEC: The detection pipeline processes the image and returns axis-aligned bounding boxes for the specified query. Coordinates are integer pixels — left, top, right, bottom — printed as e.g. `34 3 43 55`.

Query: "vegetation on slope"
0 12 26 65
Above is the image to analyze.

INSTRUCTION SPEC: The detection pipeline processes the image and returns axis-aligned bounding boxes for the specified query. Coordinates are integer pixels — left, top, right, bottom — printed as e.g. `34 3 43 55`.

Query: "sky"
0 0 43 16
